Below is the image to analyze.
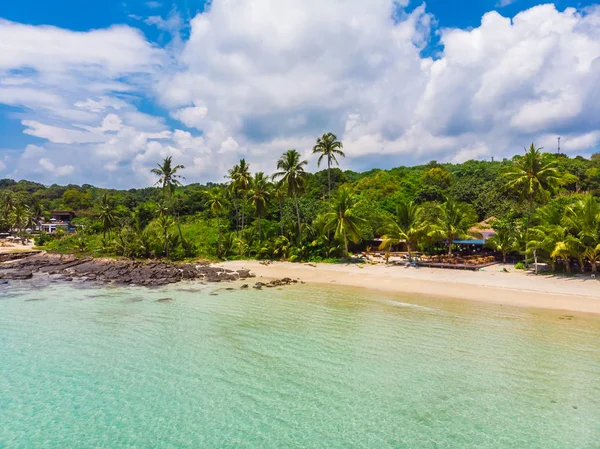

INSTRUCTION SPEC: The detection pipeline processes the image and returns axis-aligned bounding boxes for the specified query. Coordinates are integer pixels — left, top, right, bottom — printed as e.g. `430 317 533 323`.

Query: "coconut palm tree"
11 201 28 244
273 150 308 238
312 132 345 199
98 193 117 239
248 172 272 240
206 188 228 258
504 144 560 230
229 159 251 232
323 187 365 258
564 194 600 273
430 201 480 255
485 227 517 263
157 213 174 259
274 181 286 236
151 156 185 241
379 200 424 261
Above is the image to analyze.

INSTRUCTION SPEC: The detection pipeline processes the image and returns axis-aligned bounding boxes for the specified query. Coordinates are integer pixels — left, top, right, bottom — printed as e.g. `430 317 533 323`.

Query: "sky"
0 0 599 188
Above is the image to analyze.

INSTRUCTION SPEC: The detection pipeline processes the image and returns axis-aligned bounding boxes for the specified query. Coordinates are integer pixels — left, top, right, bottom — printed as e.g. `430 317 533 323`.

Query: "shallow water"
1 280 599 448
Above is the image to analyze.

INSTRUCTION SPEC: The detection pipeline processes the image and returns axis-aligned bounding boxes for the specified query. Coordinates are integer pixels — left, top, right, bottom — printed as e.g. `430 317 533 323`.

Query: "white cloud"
1 3 600 187
38 157 74 176
0 159 6 171
172 104 208 129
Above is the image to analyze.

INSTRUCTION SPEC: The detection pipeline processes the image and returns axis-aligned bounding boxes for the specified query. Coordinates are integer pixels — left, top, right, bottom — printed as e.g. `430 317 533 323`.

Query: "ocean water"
1 280 599 448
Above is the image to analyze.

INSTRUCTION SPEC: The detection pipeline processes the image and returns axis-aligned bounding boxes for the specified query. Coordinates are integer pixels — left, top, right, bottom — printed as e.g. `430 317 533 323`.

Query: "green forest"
2 133 600 273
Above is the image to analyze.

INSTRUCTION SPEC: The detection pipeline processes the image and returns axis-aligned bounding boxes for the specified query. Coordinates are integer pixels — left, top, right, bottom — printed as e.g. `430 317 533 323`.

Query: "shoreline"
216 261 600 315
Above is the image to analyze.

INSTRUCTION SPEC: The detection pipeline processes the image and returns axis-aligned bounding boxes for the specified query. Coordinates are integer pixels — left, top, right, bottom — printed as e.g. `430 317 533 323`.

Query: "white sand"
217 261 600 315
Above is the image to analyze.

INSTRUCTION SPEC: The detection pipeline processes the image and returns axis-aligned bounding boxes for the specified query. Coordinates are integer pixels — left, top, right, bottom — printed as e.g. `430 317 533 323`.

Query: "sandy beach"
217 261 600 314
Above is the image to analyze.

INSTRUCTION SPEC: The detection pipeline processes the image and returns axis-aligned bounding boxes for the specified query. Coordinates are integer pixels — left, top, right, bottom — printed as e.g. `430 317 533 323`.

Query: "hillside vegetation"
2 136 600 273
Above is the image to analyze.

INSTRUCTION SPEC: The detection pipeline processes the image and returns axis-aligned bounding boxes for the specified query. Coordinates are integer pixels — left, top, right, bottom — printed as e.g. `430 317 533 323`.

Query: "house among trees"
41 210 76 234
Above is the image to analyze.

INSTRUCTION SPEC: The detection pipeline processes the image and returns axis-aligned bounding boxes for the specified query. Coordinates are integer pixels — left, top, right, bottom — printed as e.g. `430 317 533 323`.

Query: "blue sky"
0 0 599 187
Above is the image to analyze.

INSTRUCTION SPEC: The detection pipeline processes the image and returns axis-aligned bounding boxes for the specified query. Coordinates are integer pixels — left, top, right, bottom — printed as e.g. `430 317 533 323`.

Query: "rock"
157 297 174 302
0 270 33 280
240 284 249 289
0 254 252 288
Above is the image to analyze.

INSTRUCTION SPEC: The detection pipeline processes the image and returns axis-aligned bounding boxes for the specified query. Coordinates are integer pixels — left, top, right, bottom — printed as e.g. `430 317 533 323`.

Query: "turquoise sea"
1 280 599 448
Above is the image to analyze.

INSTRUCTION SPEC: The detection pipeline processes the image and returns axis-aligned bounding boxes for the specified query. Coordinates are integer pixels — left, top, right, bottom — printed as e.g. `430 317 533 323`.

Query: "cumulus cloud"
1 2 600 187
38 158 75 176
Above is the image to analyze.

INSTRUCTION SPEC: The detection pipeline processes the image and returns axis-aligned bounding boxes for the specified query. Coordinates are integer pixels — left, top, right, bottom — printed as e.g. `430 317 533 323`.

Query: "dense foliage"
2 137 600 273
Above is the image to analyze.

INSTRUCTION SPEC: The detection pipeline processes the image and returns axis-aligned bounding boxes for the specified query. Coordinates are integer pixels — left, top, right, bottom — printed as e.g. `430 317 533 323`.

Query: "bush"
514 262 525 270
34 233 55 246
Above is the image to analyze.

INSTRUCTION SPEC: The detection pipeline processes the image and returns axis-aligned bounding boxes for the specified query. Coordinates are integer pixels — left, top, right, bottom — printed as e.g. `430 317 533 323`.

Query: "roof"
470 217 497 233
50 210 76 214
454 239 486 245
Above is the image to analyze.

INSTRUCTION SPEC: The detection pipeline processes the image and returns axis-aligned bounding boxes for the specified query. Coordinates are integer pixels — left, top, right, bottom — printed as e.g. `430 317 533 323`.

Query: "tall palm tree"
11 201 28 244
312 132 345 199
273 150 308 238
98 193 117 239
206 188 228 258
323 187 365 258
228 159 251 232
156 205 174 259
274 181 286 236
430 201 480 255
504 144 560 231
379 200 424 261
248 172 272 240
151 156 185 241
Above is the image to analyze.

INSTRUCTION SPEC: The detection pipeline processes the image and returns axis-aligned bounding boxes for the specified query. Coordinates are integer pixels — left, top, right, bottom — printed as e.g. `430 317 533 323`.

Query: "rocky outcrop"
252 278 297 289
0 251 42 263
0 254 254 287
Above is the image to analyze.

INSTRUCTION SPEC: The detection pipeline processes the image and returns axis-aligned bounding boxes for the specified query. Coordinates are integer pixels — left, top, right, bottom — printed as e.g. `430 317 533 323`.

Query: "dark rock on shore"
0 254 254 287
253 278 298 289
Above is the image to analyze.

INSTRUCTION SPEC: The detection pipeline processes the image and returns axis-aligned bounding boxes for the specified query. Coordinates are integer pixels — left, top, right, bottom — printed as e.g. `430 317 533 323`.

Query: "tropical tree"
323 187 365 258
430 201 479 255
206 188 228 258
151 156 185 241
11 201 29 243
485 226 517 263
504 144 560 230
248 172 272 240
273 150 308 238
157 213 175 258
312 132 345 199
98 193 117 239
379 200 424 261
564 195 600 273
230 159 251 232
274 181 286 236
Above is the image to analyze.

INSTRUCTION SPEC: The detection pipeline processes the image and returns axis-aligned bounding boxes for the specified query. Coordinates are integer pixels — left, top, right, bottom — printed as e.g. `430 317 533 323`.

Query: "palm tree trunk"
565 258 571 274
279 199 284 236
343 231 349 258
525 194 533 268
592 259 597 274
294 192 301 238
217 216 222 259
503 252 507 263
233 196 239 236
407 241 412 262
257 210 262 240
241 199 245 233
328 158 331 200
164 230 169 259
